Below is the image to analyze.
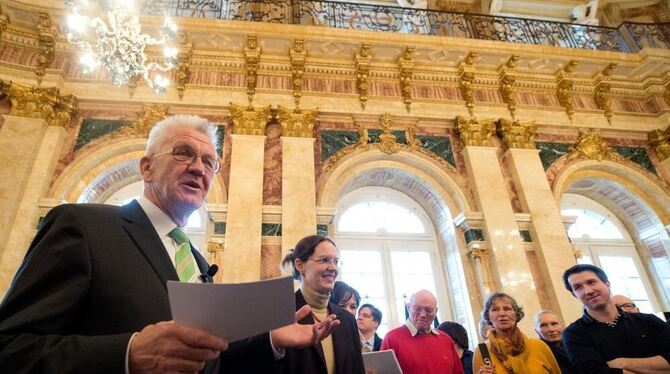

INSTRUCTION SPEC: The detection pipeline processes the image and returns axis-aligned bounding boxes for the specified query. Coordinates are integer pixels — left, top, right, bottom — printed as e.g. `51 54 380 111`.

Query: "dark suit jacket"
372 333 382 352
280 290 365 374
0 201 275 374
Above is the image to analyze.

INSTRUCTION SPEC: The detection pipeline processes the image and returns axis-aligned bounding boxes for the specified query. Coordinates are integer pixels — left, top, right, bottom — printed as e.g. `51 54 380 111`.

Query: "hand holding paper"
271 304 341 349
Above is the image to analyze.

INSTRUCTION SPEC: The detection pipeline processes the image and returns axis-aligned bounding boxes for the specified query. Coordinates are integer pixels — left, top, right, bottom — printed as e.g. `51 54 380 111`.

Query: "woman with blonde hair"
474 292 560 373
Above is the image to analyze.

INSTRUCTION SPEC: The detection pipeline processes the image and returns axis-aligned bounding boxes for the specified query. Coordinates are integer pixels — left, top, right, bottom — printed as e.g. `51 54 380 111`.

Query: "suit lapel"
121 200 179 288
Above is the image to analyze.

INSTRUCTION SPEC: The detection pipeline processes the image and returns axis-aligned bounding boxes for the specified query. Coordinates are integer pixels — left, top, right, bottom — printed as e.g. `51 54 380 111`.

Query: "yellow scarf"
487 327 529 374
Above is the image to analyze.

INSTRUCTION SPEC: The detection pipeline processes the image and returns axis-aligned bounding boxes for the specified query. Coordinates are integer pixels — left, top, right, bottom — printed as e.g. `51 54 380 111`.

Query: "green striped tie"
168 227 197 283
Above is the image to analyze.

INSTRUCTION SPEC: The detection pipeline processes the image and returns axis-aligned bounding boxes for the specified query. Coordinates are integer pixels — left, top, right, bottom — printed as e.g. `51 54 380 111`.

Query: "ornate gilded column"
0 81 76 296
648 126 670 183
497 118 582 324
456 115 542 334
278 106 318 259
222 103 271 282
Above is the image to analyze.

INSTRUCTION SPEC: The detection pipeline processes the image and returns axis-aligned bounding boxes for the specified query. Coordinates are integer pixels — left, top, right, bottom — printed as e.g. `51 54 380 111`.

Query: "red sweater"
380 325 464 374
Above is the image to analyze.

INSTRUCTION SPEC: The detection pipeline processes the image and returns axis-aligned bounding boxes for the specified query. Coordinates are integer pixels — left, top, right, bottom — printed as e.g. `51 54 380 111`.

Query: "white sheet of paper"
167 276 295 342
363 350 403 374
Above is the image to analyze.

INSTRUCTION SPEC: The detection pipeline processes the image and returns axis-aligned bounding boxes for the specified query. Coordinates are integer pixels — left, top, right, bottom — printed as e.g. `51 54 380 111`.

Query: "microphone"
200 264 219 282
478 343 492 366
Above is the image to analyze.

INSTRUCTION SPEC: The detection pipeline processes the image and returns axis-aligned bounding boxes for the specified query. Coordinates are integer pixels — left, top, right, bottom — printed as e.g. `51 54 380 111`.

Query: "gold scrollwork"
594 63 617 125
397 46 414 113
664 82 670 106
289 39 306 107
498 55 519 120
229 102 271 136
5 81 77 128
455 115 495 147
244 34 261 105
355 43 371 110
277 105 318 138
556 60 577 121
459 52 478 117
567 129 621 161
35 12 55 85
496 118 536 150
117 104 169 138
177 31 193 101
378 113 400 154
648 126 670 161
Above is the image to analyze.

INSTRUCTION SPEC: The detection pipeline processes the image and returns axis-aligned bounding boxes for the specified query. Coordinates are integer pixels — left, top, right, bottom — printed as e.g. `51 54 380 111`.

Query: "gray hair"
481 292 525 326
533 309 560 328
146 115 219 155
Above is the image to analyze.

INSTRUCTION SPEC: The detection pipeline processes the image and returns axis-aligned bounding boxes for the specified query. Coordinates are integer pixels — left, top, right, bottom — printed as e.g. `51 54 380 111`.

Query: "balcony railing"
145 0 670 53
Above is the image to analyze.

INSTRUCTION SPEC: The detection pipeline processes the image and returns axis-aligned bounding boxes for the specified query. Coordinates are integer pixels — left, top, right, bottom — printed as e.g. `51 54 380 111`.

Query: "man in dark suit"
0 115 338 373
357 303 383 352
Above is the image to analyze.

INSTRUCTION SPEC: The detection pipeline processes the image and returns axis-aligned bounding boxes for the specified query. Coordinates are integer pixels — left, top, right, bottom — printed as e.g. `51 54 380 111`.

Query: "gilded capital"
5 81 77 127
117 104 169 138
277 105 317 138
467 247 488 260
456 115 495 147
567 129 620 161
496 118 536 150
648 127 670 161
229 103 271 136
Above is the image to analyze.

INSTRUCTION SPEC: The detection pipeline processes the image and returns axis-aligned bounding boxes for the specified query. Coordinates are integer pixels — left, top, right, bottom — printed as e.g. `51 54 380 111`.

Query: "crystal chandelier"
64 0 178 94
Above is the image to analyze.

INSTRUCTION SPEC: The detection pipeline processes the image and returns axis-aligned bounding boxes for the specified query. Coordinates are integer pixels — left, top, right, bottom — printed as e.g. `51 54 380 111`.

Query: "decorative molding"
496 118 537 150
0 10 7 37
378 113 401 154
648 126 670 161
567 129 621 162
467 247 489 260
207 241 225 255
3 81 77 127
176 31 193 100
289 39 306 107
244 34 261 105
229 103 271 135
594 63 617 125
498 55 519 120
455 115 495 147
117 104 169 138
665 81 670 106
35 12 55 85
355 43 371 110
458 52 478 117
277 105 318 138
397 46 415 113
556 60 577 122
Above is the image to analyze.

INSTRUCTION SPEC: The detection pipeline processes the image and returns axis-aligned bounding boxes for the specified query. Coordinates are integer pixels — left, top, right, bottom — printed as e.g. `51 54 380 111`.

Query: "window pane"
390 251 438 327
562 208 624 240
337 202 425 234
599 255 653 313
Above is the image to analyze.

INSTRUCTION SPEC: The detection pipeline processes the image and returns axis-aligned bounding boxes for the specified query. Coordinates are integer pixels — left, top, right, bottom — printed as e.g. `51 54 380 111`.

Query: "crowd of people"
0 114 669 373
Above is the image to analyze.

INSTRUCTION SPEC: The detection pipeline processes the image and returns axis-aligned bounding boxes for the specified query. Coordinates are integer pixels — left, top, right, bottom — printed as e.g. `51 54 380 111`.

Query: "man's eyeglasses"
410 305 436 315
309 257 341 267
153 145 220 174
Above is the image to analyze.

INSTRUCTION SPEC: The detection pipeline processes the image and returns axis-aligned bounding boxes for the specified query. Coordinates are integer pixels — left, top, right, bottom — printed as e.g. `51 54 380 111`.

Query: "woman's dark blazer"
280 290 365 374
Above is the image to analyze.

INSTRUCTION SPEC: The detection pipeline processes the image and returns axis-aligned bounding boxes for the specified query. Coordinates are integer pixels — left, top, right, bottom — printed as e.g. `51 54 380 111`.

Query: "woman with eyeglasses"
280 235 365 374
474 292 560 374
329 281 361 316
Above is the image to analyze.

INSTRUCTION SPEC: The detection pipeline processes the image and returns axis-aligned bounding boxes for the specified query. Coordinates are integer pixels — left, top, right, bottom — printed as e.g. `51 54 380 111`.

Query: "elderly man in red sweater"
380 289 464 374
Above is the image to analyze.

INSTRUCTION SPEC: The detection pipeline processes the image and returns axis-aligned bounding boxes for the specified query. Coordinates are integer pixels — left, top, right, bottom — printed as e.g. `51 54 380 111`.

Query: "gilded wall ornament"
356 121 370 148
35 12 55 85
244 34 261 105
498 55 519 120
456 115 495 147
594 63 616 124
177 31 193 101
467 247 488 260
117 104 169 138
664 82 670 106
556 60 577 121
277 105 317 138
229 102 271 135
406 124 422 151
567 129 620 161
289 39 306 107
648 126 670 161
4 81 77 128
355 43 371 110
378 113 400 154
0 11 7 36
496 118 537 150
397 46 414 113
458 52 478 117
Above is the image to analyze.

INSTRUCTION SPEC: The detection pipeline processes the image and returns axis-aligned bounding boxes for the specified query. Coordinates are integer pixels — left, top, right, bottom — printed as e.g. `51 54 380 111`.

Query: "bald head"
612 295 639 313
408 290 438 334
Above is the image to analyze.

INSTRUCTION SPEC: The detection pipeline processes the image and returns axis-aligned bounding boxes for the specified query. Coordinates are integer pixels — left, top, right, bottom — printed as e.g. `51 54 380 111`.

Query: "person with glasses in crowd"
357 303 383 352
474 292 560 374
612 294 640 314
0 115 339 373
380 289 464 374
281 235 365 374
330 281 361 316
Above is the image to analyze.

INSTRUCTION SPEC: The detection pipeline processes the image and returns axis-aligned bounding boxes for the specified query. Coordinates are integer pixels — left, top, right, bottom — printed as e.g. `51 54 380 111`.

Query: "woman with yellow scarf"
474 292 561 374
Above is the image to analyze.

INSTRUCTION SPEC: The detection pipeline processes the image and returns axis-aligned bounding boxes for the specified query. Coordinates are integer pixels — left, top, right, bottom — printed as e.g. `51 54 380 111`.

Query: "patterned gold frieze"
498 55 519 120
117 104 169 138
277 105 317 138
496 118 536 150
397 47 415 113
289 39 306 107
229 102 271 136
35 12 55 85
177 32 193 101
456 115 495 147
648 126 670 161
594 63 617 124
458 52 478 117
244 34 261 105
556 60 577 121
355 43 371 110
567 129 621 162
4 81 77 128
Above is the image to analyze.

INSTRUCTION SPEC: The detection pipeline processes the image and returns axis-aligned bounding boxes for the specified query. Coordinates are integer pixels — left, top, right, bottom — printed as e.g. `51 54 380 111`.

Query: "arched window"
334 187 450 336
